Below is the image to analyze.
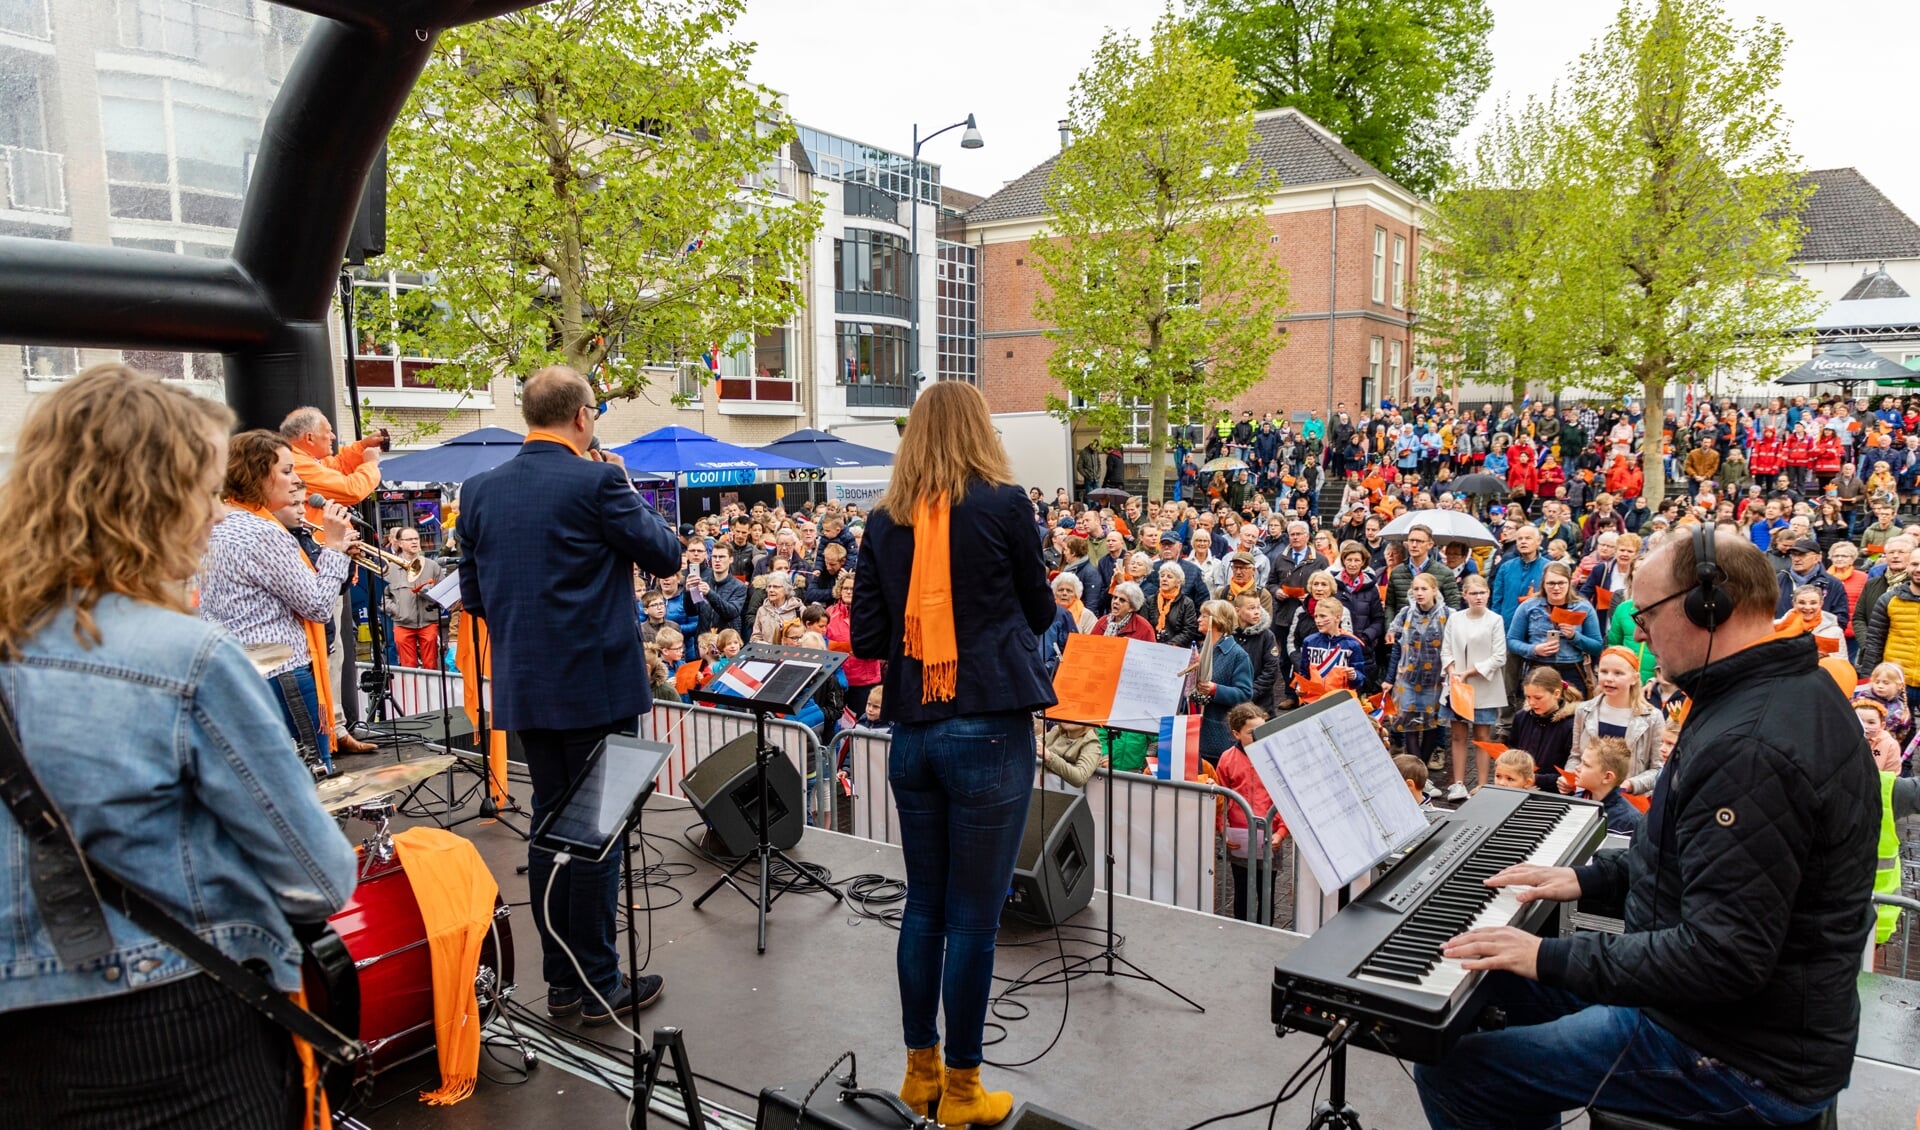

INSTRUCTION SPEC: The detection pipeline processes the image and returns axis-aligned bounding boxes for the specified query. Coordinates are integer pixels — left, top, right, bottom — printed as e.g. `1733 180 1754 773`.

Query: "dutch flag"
1155 714 1202 781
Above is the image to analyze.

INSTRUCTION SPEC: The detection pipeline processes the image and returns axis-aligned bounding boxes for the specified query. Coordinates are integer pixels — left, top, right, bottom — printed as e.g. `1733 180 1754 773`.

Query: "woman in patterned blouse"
199 430 362 774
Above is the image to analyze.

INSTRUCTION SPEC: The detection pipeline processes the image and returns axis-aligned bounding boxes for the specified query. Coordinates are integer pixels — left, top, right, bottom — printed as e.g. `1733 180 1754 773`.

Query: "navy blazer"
458 441 683 731
851 481 1056 725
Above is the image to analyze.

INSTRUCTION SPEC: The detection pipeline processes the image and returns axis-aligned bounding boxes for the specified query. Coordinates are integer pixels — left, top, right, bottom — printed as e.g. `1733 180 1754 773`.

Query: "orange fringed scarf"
903 496 958 703
231 504 336 739
453 613 510 809
1157 588 1178 631
390 827 500 1105
292 987 329 1129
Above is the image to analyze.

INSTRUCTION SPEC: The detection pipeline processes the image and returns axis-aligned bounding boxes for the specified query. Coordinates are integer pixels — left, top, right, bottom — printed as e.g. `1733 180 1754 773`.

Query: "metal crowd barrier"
371 665 1302 928
827 726 1286 925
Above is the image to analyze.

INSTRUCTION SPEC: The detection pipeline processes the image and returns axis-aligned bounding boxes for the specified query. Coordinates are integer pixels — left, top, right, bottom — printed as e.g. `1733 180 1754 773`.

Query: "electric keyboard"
1270 787 1607 1064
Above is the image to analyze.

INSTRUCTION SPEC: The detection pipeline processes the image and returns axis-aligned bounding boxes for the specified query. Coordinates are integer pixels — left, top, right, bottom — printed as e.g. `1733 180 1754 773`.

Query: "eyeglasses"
1630 589 1687 632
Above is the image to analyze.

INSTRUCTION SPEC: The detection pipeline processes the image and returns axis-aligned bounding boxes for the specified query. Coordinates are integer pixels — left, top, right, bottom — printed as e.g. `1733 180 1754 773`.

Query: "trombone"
303 520 423 581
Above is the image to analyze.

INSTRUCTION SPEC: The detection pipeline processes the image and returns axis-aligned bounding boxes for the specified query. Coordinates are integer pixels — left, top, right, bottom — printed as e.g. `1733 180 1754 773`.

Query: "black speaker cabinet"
1004 788 1095 926
381 708 525 763
756 1079 927 1130
682 733 804 857
1006 1102 1102 1129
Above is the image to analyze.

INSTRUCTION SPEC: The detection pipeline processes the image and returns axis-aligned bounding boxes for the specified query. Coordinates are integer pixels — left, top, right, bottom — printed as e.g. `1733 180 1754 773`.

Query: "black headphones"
1683 520 1731 630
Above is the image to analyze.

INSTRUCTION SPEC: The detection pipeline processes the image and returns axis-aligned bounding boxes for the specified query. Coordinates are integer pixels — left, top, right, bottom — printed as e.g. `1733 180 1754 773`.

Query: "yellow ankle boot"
936 1064 1013 1127
899 1044 944 1117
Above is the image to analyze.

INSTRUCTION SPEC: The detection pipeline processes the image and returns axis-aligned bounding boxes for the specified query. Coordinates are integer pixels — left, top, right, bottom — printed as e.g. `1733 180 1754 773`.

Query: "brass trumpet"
303 520 423 581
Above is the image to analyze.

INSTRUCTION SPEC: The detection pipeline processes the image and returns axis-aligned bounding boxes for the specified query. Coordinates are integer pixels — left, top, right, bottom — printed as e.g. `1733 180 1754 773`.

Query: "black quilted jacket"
1534 634 1879 1105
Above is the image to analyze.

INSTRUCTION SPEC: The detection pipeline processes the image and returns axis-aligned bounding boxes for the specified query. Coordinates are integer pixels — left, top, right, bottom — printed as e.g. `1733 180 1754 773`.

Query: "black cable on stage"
1174 1021 1349 1130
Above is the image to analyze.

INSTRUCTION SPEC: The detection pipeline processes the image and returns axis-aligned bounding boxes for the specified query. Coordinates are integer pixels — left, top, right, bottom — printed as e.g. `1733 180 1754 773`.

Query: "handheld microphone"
307 494 378 534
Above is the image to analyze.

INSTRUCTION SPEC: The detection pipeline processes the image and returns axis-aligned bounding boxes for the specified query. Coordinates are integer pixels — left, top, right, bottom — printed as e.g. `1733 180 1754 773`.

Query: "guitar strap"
0 686 363 1067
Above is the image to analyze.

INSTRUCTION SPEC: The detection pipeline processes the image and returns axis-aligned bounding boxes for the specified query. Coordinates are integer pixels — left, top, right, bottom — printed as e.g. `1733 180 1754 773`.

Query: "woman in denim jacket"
0 367 358 1125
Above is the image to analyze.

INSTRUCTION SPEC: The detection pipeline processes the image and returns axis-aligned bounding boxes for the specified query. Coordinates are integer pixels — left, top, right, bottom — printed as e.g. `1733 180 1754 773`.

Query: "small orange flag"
1548 606 1587 628
1595 587 1614 612
1449 676 1475 716
1472 740 1509 758
1814 634 1841 655
1279 585 1308 599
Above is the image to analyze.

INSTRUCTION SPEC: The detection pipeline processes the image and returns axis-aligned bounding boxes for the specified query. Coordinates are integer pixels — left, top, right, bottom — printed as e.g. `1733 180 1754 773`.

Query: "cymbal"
319 755 455 813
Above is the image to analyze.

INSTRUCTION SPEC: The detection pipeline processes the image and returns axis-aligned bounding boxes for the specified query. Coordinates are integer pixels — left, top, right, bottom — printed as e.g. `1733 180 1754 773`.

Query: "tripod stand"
1304 883 1363 1130
1062 724 1204 1012
690 703 840 953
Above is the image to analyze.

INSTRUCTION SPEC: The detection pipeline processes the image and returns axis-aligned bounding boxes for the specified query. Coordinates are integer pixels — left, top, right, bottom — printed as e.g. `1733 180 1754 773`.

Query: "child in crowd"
1041 721 1103 789
1297 600 1368 690
800 603 831 638
1854 662 1913 746
1577 736 1643 835
1856 701 1903 773
1545 538 1571 566
1393 753 1444 820
1213 703 1283 922
1492 748 1537 790
712 628 743 675
673 628 714 697
1510 666 1581 792
644 641 679 705
1441 573 1507 802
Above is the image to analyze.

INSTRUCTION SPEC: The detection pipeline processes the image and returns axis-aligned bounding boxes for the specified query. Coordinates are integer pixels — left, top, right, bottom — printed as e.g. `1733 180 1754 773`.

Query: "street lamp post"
909 114 983 387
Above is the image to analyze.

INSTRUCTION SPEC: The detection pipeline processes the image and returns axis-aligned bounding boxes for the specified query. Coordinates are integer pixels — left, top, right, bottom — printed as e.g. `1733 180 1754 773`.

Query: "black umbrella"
1087 487 1132 506
1449 473 1509 496
1776 341 1915 386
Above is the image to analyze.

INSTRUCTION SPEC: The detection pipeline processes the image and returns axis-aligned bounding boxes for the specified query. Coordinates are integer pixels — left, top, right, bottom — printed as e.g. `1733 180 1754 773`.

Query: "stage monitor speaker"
682 733 804 858
756 1079 930 1130
1005 1102 1102 1129
381 708 524 763
1004 788 1094 926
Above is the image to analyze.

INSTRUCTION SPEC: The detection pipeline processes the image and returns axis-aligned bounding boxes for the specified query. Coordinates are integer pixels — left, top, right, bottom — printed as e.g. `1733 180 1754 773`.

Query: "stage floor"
346 760 1918 1130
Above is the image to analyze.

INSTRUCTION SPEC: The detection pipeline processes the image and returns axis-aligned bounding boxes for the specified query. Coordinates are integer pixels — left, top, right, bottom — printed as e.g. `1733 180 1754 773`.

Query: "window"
837 322 914 408
1369 337 1383 387
834 228 911 319
1372 229 1387 303
1166 259 1201 308
1389 339 1403 391
351 273 453 389
1392 235 1407 309
716 326 796 403
1069 391 1156 447
936 241 977 384
99 73 259 228
19 344 76 380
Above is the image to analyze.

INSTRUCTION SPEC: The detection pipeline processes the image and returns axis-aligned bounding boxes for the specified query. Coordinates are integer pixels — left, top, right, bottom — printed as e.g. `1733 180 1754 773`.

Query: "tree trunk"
1145 390 1170 504
1641 376 1666 513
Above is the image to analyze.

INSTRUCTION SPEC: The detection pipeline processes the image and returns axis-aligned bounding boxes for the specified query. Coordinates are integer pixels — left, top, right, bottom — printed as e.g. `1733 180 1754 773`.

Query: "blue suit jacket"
458 441 683 731
850 480 1056 725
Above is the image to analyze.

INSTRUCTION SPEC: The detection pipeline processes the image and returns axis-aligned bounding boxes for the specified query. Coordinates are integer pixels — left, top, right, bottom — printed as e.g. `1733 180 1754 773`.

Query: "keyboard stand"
1307 885 1365 1130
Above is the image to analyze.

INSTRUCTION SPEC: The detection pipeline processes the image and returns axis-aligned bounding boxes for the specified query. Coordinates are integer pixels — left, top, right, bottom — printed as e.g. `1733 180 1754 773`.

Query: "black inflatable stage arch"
0 0 540 432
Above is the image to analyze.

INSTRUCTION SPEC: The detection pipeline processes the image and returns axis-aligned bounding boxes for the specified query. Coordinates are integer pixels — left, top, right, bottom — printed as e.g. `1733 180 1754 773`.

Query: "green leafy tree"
379 0 818 403
1188 0 1494 196
1033 12 1289 502
1422 0 1819 510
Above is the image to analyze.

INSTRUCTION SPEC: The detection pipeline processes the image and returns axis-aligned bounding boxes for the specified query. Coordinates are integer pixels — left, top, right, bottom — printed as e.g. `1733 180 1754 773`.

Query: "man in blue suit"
459 366 683 1027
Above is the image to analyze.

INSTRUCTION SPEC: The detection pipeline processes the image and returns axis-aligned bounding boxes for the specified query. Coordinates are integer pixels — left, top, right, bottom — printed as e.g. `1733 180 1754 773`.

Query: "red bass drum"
302 848 514 1108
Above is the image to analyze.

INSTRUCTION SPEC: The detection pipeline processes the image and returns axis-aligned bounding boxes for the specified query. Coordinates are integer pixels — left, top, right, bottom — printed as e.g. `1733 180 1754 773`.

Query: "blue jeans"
889 710 1035 1068
268 665 332 771
1413 974 1834 1128
524 723 625 1000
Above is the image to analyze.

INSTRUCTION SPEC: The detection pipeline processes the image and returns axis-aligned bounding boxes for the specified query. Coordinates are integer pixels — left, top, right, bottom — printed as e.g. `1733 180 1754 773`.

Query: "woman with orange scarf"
850 382 1056 1127
200 430 362 774
1151 562 1198 647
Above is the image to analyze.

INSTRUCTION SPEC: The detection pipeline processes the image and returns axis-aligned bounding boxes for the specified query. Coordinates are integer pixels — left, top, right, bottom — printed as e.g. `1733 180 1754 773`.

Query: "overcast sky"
733 1 1920 224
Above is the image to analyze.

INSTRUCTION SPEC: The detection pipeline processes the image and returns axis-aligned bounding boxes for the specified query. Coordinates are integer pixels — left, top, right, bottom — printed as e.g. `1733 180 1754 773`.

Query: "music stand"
687 643 845 953
528 734 700 1130
1043 715 1205 1014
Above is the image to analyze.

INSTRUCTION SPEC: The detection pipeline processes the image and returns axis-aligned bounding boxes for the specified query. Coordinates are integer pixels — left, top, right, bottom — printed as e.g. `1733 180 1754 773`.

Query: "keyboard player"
1413 526 1878 1129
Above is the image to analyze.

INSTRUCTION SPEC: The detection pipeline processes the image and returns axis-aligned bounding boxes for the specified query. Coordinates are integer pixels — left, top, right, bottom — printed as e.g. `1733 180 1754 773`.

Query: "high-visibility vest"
1876 771 1901 944
1216 416 1233 439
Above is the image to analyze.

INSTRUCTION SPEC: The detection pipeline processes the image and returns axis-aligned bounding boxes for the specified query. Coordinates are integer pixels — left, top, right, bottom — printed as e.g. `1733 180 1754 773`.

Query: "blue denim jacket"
1 596 358 1010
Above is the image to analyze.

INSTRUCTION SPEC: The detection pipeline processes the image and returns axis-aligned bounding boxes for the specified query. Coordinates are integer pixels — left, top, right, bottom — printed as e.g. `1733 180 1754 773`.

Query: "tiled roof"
1792 168 1920 263
965 107 1409 224
1839 268 1910 302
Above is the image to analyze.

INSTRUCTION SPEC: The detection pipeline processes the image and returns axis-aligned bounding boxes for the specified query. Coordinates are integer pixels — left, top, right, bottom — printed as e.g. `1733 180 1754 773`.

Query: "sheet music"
423 568 463 611
1244 694 1429 891
1107 641 1189 731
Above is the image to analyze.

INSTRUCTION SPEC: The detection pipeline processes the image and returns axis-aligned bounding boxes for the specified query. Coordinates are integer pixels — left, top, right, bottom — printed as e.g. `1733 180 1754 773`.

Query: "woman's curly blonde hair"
0 364 232 658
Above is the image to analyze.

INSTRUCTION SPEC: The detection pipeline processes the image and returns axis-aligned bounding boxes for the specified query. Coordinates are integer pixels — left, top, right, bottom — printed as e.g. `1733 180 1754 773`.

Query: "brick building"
958 107 1428 441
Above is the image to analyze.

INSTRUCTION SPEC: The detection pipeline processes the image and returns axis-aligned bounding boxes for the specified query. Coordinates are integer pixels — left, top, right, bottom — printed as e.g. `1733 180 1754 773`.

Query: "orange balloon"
1819 655 1857 696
